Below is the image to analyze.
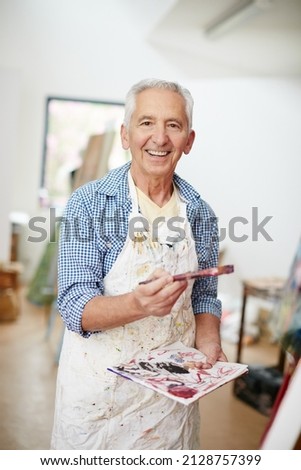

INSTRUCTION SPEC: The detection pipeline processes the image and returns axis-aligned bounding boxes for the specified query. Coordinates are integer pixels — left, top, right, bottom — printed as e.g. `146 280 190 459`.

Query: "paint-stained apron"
51 172 200 450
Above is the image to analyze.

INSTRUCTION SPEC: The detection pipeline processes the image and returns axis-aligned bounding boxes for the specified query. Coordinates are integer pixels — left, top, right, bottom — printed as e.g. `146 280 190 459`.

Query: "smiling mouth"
146 150 170 157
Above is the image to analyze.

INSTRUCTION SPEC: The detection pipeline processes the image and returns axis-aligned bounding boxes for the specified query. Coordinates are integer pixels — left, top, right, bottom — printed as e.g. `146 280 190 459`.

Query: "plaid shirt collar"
94 161 203 209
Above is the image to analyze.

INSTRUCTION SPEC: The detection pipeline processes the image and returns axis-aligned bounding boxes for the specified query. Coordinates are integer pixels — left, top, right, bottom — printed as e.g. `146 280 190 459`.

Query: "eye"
140 120 152 126
168 122 181 129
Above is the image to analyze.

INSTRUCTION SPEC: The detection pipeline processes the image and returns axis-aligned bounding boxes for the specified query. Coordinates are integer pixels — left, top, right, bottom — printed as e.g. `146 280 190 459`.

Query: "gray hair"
123 78 194 130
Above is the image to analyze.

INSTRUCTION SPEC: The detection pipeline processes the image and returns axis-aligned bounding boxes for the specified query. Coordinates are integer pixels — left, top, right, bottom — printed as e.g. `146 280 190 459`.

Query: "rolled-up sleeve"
190 202 222 319
57 191 104 337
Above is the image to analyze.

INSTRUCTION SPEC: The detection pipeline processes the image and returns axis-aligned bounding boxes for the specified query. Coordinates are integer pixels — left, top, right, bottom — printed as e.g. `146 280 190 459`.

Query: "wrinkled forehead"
133 88 188 124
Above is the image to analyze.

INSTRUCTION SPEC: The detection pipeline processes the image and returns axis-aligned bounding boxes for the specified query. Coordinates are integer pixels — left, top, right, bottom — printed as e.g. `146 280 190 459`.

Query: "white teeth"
147 150 168 156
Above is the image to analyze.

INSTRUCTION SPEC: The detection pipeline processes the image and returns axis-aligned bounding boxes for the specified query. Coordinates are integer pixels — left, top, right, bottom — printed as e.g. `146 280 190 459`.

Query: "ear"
184 129 195 155
120 124 130 150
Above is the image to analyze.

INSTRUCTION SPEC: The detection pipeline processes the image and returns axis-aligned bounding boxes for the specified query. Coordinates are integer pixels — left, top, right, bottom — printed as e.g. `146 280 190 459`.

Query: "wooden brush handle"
139 265 234 285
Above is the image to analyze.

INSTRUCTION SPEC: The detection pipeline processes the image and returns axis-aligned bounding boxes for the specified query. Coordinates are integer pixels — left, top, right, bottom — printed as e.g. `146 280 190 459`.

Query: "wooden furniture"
236 277 285 365
0 262 22 321
233 277 287 415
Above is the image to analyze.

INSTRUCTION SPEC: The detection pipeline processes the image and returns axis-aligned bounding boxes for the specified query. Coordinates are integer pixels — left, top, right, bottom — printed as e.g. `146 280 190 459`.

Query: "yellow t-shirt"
135 185 180 241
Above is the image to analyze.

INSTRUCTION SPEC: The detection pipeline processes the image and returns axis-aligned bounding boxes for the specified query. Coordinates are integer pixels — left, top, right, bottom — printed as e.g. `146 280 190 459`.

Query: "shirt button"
106 242 112 248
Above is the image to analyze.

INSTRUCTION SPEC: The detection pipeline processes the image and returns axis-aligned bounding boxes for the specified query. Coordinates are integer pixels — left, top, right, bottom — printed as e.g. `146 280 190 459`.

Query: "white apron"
51 173 200 450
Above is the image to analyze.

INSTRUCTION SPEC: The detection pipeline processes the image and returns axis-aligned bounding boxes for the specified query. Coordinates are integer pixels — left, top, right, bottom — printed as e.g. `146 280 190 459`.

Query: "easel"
260 358 301 449
260 237 301 448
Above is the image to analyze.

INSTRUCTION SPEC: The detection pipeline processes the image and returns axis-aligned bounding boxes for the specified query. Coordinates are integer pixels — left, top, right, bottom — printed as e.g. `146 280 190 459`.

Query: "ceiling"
146 0 301 78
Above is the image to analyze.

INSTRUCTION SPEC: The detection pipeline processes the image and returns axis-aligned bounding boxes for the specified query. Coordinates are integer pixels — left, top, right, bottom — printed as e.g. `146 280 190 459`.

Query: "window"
40 97 129 208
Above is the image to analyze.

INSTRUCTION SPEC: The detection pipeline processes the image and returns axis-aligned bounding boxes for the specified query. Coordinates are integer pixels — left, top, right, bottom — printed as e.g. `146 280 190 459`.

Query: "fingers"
196 342 228 368
218 351 228 362
184 361 207 370
140 270 173 294
134 269 188 318
201 362 213 369
140 268 187 295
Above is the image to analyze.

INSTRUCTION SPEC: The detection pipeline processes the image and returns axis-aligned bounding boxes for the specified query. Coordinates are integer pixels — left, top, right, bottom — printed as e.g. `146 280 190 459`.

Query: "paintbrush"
139 264 234 285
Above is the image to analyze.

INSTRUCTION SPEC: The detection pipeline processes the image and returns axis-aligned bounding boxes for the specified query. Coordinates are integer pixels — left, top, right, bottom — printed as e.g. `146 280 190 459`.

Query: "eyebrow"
137 115 183 126
137 115 154 122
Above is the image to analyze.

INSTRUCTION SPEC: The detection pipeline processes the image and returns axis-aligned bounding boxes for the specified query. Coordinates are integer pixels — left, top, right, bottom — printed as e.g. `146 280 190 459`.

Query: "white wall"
0 0 178 280
0 69 20 262
0 0 300 298
179 79 301 297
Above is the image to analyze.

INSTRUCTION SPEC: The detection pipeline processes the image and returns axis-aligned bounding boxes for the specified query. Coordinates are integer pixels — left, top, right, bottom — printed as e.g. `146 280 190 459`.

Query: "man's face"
121 88 195 181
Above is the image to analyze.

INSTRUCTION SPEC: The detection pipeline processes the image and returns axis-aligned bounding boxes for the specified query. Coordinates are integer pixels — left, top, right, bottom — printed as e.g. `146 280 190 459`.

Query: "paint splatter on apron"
51 173 200 449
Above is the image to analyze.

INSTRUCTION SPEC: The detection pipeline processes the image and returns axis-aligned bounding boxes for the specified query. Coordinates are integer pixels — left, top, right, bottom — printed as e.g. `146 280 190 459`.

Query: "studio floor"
0 288 279 450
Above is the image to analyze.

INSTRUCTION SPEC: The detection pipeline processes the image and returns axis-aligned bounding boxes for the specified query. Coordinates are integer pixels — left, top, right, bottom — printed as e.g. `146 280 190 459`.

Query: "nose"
151 124 169 146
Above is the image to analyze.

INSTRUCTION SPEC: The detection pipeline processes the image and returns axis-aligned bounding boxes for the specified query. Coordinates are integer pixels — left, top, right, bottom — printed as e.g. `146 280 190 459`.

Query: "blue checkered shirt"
57 162 221 337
